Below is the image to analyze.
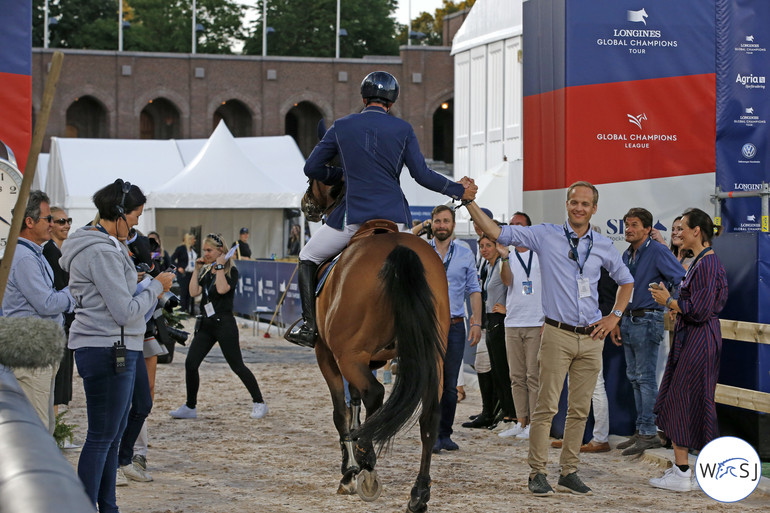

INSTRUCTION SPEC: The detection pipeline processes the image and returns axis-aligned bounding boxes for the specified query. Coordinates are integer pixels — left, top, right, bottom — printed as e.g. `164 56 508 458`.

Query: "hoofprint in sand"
61 318 768 512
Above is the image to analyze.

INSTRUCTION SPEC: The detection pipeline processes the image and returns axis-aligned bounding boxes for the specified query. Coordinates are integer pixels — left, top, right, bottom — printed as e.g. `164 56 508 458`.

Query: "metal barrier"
0 365 94 512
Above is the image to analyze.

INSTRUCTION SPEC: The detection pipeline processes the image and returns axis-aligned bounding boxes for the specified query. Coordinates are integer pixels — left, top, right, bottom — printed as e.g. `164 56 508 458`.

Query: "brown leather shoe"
580 441 611 453
551 439 562 448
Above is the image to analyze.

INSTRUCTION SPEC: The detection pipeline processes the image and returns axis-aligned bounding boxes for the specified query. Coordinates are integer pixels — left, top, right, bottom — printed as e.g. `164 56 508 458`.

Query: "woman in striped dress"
647 208 727 492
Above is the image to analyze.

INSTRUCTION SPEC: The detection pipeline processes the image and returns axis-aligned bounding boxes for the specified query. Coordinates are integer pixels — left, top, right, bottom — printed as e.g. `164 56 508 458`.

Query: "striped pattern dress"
653 252 727 450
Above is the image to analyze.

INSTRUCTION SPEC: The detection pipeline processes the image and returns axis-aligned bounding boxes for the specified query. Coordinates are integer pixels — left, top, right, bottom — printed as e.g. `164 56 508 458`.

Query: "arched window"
140 98 180 139
432 99 453 164
65 96 108 138
213 99 253 137
285 101 323 158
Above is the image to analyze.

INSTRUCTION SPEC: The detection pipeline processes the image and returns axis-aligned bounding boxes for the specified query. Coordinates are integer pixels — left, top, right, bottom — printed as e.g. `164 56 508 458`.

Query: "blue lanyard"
685 247 712 280
484 257 499 290
433 240 455 273
514 250 533 279
563 224 593 275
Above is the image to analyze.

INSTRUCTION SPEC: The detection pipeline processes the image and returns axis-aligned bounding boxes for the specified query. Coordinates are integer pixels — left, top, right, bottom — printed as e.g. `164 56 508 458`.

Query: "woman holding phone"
647 208 727 492
169 233 268 420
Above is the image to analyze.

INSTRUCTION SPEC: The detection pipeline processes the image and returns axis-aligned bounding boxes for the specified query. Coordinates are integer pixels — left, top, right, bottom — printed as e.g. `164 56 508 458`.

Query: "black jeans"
184 313 263 408
486 312 516 418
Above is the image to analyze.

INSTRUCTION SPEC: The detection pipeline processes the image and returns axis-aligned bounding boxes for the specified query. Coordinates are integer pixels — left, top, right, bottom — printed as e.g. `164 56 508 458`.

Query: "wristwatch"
612 309 623 318
214 264 225 270
0 140 23 260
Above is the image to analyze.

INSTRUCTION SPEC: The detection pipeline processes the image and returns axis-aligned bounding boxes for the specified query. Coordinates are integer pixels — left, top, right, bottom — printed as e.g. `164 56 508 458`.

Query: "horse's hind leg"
340 359 384 472
315 343 359 494
408 388 440 512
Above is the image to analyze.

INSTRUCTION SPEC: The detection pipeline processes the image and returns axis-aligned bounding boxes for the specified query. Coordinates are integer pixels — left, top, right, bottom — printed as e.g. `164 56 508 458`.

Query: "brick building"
32 42 457 165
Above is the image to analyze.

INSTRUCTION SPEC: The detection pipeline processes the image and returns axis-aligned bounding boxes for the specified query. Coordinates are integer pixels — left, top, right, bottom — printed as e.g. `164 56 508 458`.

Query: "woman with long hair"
648 208 727 492
169 233 268 420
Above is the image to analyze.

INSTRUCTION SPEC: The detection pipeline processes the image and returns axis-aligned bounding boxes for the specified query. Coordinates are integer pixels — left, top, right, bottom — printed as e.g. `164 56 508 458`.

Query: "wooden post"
0 51 64 306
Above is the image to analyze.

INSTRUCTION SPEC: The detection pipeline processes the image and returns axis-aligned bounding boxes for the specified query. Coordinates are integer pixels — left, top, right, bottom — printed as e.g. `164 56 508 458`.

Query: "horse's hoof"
356 469 382 502
406 502 428 513
337 472 358 495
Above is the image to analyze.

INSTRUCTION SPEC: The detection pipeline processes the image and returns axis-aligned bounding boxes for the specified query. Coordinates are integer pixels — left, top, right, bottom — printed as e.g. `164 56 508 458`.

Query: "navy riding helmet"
360 71 399 104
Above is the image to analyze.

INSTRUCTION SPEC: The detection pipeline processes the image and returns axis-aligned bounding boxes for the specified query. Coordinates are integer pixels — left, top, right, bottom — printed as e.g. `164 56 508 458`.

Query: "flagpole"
335 0 341 58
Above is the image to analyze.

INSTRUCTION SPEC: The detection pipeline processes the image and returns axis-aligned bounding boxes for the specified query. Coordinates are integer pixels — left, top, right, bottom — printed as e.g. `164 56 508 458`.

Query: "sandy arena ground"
60 317 769 513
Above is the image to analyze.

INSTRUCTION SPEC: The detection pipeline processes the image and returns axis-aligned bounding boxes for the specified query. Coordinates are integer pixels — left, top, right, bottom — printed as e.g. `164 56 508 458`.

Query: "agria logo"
696 436 761 502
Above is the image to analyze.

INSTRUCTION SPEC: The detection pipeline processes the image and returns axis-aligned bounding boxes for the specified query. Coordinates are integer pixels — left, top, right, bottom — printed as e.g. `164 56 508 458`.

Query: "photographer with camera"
112 230 187 484
169 233 268 420
60 180 174 512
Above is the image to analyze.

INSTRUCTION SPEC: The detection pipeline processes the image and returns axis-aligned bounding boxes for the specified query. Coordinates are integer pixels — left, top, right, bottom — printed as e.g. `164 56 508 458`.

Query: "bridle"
302 177 345 222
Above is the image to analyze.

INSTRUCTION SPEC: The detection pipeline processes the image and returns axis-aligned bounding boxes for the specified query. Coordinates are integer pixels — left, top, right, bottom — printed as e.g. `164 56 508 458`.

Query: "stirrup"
284 319 317 348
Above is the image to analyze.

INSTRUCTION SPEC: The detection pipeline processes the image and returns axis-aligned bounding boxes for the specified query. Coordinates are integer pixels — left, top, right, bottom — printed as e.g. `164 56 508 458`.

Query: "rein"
303 178 345 222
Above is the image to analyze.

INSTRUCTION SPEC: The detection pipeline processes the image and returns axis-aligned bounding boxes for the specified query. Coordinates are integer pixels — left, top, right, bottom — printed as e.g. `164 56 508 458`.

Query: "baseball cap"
240 227 249 234
479 207 493 219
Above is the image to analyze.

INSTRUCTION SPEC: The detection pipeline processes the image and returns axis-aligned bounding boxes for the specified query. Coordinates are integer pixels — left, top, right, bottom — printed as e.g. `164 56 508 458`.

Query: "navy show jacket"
303 105 465 229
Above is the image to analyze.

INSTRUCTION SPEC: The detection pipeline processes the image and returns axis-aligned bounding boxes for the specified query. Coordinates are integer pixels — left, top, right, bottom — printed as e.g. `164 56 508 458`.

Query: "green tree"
32 0 244 54
243 0 399 58
396 0 476 46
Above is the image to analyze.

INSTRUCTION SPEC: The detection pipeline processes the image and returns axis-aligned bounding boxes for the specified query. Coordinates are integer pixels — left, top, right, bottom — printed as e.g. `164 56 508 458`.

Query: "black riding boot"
285 260 318 348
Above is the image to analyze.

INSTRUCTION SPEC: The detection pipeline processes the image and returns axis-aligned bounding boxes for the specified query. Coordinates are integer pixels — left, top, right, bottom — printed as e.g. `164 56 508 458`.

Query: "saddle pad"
315 253 341 297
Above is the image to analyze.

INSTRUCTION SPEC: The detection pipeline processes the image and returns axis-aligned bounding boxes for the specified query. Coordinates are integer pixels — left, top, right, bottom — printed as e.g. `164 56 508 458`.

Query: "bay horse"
298 178 449 512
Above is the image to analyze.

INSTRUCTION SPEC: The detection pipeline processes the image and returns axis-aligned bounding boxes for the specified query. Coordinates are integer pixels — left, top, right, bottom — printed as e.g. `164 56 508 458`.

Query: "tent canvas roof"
451 0 523 55
147 122 301 209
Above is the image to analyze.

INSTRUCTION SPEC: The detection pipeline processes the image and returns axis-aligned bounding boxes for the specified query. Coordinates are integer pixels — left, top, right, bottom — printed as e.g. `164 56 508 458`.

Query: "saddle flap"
349 219 399 245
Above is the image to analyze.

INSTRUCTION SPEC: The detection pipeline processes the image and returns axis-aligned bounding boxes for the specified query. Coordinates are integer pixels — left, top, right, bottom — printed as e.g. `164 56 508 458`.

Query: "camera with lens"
165 324 189 345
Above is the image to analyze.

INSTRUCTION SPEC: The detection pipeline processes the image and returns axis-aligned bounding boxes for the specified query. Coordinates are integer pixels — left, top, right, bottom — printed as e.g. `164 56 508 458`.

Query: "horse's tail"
353 244 444 449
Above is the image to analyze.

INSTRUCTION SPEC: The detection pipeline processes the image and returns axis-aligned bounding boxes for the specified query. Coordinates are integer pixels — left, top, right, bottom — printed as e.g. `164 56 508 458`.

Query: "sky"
395 0 446 25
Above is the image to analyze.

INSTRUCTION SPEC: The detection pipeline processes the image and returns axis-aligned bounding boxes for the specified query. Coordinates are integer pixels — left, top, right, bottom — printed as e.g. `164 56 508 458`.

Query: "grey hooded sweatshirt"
60 226 164 351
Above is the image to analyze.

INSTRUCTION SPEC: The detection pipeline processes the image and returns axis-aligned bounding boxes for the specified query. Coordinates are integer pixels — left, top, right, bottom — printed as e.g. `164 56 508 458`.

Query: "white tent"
44 122 307 257
46 138 185 233
145 122 303 257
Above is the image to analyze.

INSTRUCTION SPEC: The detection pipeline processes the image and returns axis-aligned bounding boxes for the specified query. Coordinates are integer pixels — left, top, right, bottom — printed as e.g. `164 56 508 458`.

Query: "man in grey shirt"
2 191 74 433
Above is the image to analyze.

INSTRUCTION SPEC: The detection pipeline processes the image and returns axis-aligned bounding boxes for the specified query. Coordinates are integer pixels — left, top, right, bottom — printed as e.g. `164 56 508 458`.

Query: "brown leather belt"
544 317 593 336
451 317 465 324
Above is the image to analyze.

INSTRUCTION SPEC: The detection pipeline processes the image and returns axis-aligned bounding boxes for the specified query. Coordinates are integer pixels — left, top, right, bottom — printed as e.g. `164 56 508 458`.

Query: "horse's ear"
316 119 327 141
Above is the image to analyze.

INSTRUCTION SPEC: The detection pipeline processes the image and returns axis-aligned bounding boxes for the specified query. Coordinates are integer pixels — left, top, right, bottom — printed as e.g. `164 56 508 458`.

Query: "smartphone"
649 282 662 290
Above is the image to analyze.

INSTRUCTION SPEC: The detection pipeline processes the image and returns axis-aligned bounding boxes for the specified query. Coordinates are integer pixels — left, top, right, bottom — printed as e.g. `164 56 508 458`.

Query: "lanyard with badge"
514 250 534 295
564 224 593 299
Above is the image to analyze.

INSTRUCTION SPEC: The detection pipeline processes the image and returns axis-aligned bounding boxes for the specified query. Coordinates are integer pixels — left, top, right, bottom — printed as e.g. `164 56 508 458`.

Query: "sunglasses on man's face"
53 217 73 226
39 215 54 223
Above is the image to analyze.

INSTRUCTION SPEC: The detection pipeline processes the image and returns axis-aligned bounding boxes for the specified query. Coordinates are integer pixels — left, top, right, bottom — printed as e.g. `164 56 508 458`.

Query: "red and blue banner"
0 1 32 173
715 0 770 233
523 0 715 192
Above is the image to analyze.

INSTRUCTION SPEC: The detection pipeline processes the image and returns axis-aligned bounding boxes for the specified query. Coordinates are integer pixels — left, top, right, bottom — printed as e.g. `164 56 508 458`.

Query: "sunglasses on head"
53 217 73 226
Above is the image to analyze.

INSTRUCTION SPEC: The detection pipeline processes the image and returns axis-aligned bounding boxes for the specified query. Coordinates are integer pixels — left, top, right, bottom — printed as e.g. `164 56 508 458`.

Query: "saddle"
315 219 400 296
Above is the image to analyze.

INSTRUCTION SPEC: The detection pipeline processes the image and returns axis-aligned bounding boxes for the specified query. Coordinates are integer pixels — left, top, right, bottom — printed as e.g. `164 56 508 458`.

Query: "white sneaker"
169 404 197 419
121 462 153 482
498 422 525 438
515 424 531 440
116 468 129 487
650 466 692 492
250 402 269 419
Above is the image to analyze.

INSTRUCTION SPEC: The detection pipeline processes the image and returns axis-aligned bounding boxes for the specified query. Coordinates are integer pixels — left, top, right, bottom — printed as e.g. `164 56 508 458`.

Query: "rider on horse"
286 71 477 348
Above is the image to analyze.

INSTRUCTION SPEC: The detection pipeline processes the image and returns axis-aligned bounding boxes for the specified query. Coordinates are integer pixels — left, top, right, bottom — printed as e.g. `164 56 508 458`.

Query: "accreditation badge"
577 275 591 299
522 280 533 295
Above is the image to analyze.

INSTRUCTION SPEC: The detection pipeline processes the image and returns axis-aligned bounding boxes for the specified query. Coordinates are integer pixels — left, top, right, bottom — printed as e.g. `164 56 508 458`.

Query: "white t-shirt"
504 249 545 328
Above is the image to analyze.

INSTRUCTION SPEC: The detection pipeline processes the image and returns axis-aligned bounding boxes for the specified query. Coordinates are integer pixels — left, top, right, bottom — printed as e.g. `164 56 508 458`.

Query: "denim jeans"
620 310 664 436
118 356 152 467
75 347 139 513
438 322 465 438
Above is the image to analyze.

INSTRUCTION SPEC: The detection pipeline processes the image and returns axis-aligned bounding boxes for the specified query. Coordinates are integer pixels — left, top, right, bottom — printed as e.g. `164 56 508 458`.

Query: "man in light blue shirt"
2 191 74 433
466 181 633 497
428 205 482 453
